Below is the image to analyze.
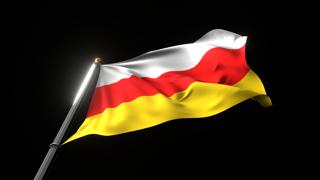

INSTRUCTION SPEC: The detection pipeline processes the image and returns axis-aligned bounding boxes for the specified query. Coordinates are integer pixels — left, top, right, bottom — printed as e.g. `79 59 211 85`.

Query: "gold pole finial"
94 57 102 64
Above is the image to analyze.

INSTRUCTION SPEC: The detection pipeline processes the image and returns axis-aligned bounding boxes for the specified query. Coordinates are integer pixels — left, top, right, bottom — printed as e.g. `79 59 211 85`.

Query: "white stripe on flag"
97 29 247 87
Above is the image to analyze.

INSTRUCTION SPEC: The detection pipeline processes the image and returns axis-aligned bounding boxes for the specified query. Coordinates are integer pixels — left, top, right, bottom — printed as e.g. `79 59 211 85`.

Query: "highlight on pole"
73 60 98 105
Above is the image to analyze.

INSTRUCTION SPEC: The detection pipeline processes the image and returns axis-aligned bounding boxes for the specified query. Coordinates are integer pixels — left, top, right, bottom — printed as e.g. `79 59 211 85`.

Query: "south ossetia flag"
65 29 272 143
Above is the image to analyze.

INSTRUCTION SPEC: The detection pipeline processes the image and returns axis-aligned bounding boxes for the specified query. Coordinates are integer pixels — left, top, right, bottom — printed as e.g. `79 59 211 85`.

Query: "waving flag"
65 29 271 143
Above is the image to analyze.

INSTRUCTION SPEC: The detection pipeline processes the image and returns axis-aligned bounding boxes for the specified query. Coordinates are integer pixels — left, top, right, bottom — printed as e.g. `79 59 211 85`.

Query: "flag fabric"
65 29 272 143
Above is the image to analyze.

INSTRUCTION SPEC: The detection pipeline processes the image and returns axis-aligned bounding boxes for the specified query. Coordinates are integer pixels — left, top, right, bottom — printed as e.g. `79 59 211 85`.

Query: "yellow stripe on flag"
64 70 271 144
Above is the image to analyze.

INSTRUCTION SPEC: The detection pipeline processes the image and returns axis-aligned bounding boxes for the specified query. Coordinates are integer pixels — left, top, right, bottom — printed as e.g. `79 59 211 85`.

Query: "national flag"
65 29 271 143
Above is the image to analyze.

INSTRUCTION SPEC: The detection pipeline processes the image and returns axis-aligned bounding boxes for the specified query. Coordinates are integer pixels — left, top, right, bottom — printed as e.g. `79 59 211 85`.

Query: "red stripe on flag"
87 46 249 117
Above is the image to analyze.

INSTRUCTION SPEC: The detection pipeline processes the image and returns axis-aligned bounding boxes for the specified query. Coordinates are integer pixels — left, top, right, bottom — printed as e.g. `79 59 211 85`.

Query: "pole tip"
94 57 102 64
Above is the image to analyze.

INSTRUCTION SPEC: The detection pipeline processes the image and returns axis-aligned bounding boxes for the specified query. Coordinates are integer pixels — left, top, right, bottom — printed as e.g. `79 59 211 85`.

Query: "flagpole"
34 58 102 180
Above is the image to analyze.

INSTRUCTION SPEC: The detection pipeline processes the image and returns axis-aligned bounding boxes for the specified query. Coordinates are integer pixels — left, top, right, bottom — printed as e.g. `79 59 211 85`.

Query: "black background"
9 1 305 179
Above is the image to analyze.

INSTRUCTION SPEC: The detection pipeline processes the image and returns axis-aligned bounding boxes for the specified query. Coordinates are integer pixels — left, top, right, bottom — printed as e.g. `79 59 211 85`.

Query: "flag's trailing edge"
64 29 272 143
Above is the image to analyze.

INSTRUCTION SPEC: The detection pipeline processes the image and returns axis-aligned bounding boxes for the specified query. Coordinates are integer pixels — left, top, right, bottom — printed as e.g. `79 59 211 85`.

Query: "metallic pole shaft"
34 58 101 180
